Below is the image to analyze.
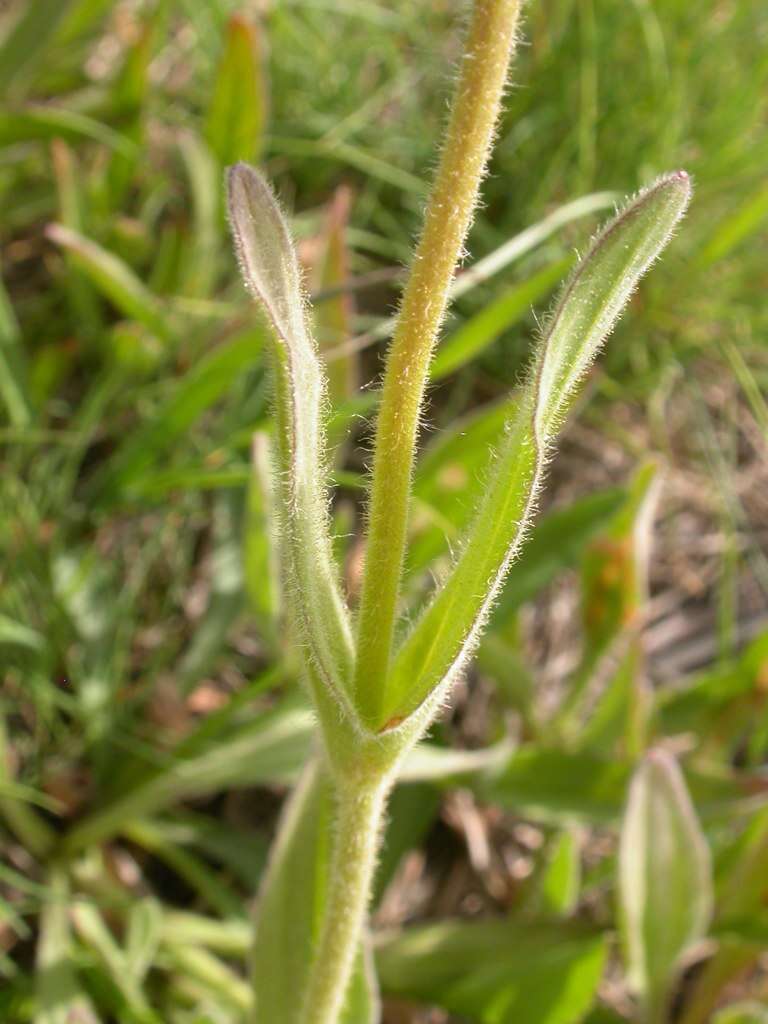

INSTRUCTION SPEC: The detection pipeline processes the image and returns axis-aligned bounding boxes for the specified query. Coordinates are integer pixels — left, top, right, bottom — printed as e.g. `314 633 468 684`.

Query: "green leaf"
0 0 75 96
35 869 98 1024
95 329 264 500
713 1004 768 1024
164 944 251 1014
619 750 713 1022
431 258 571 381
71 901 161 1023
484 747 631 826
313 186 358 425
179 132 221 299
125 900 162 985
64 703 314 853
376 917 606 1024
533 173 691 439
0 613 43 651
206 15 268 168
382 173 691 730
537 830 581 918
176 491 244 695
408 400 511 576
0 264 31 427
46 224 174 342
0 106 136 156
252 762 379 1024
491 487 626 623
227 163 356 720
483 747 751 827
698 182 768 267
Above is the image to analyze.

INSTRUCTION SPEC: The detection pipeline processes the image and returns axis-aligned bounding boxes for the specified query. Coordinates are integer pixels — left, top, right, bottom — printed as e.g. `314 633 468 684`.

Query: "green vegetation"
1 1 766 1023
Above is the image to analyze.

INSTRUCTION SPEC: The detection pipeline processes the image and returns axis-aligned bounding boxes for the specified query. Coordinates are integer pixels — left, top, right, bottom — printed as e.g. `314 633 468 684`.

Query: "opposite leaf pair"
227 162 691 742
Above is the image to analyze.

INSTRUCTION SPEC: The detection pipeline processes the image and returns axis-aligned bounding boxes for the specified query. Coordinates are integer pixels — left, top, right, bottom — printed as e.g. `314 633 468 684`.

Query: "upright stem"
299 775 390 1024
354 0 523 726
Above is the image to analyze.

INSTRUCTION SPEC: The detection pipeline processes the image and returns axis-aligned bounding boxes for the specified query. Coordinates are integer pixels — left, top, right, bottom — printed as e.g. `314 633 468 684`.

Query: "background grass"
1 1 767 1021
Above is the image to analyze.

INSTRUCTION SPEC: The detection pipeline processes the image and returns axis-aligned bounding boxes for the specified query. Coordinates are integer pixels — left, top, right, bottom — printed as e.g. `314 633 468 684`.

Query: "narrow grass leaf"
95 329 264 500
64 704 314 852
376 917 606 1024
0 107 136 156
313 185 358 457
431 258 570 381
35 869 97 1024
227 162 356 718
491 487 626 623
0 0 75 96
0 267 31 427
697 182 768 267
179 132 221 298
206 15 268 168
71 901 161 1022
50 139 103 338
381 173 691 730
538 830 581 917
46 224 174 341
164 944 252 1013
619 750 713 1021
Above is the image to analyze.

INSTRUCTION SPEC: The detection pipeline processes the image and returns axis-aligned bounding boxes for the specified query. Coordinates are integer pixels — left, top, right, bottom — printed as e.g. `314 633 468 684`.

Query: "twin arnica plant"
227 1 691 1022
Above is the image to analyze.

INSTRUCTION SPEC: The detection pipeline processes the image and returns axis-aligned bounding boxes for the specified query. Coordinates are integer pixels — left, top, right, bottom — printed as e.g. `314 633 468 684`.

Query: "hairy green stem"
299 774 390 1024
354 0 523 725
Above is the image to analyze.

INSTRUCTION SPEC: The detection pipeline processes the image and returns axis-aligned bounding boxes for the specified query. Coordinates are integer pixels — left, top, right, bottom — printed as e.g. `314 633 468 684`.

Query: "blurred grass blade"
313 185 358 412
376 917 606 1024
0 716 55 859
177 491 244 694
50 139 103 339
206 15 268 168
568 461 661 752
36 869 98 1024
0 267 31 427
537 830 581 917
382 173 691 730
619 749 713 1023
408 400 511 576
698 182 768 267
71 901 161 1022
180 132 221 298
491 487 626 623
252 760 379 1024
0 0 74 96
64 704 314 853
95 328 264 500
713 1005 768 1024
0 107 136 156
227 163 355 717
46 224 174 342
164 943 252 1013
431 257 570 381
125 900 162 985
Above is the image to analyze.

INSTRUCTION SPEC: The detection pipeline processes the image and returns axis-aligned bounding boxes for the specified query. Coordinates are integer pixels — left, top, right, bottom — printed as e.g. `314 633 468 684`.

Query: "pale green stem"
299 775 390 1024
353 0 523 726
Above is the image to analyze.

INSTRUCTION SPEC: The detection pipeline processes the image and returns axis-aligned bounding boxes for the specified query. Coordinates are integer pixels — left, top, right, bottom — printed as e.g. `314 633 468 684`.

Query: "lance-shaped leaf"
376 172 691 731
619 750 713 1022
206 15 268 169
227 163 355 715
